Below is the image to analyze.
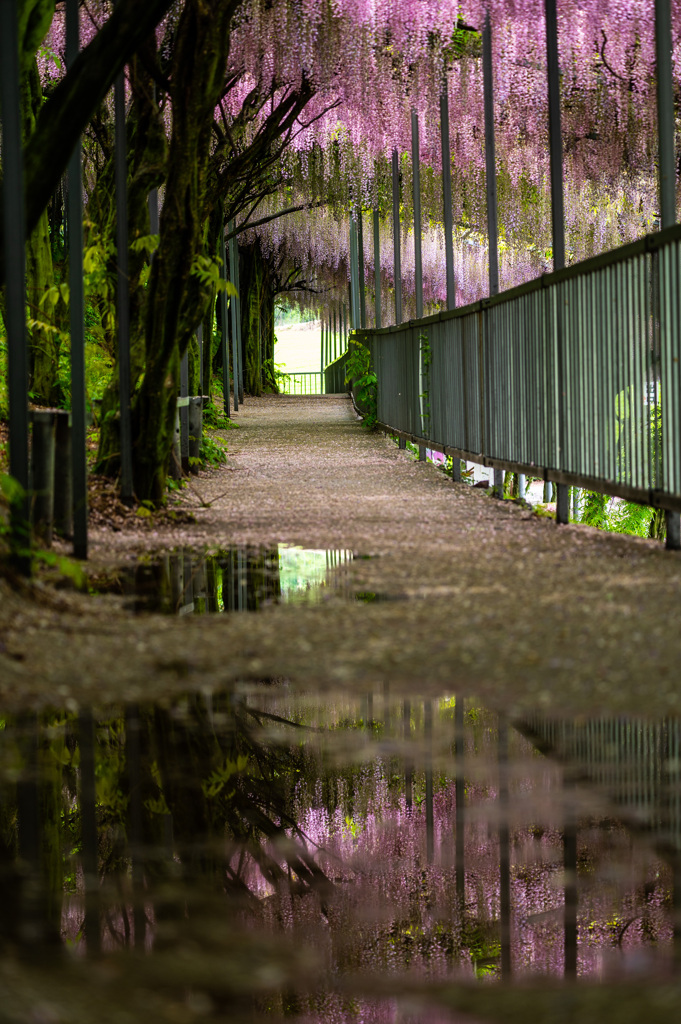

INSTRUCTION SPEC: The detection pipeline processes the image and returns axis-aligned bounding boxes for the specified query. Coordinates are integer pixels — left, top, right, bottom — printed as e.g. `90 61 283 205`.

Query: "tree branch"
225 200 328 241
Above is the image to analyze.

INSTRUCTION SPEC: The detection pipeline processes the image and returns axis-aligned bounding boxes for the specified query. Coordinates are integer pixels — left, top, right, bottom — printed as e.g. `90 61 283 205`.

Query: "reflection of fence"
357 224 681 513
278 371 324 395
520 714 681 859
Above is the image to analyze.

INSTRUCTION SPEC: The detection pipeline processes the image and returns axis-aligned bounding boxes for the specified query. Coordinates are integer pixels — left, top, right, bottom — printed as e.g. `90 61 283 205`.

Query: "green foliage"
0 472 85 584
607 499 654 537
581 490 609 529
191 253 238 296
345 337 377 429
199 428 229 467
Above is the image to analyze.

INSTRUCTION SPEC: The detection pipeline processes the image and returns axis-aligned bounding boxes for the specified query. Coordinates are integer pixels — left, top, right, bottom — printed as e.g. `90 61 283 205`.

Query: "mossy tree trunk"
93 43 169 476
130 1 238 502
238 238 279 395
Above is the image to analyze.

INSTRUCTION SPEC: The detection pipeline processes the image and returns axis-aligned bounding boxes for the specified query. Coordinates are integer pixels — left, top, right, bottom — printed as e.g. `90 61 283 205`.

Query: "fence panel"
357 225 681 511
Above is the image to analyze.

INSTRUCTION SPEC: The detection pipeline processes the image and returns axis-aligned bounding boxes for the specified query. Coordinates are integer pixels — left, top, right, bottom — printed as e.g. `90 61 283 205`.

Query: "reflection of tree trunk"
404 700 413 810
498 719 511 977
424 701 434 863
563 771 578 978
455 698 465 916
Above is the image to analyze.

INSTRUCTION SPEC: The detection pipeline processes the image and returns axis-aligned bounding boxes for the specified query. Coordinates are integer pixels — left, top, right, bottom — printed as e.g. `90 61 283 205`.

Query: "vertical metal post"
392 149 403 325
148 188 159 236
373 209 382 328
545 0 569 523
482 12 499 297
440 83 456 310
656 0 676 229
493 467 504 498
221 229 231 417
180 351 189 474
197 323 203 396
114 16 133 504
234 240 244 404
357 210 367 328
349 216 360 330
655 0 681 549
545 0 565 274
333 304 337 361
411 110 424 319
228 232 240 412
0 0 30 566
66 0 88 558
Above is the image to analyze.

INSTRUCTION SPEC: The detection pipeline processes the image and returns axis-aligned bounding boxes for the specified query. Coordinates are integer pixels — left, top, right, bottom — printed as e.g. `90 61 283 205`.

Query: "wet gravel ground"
1 393 680 716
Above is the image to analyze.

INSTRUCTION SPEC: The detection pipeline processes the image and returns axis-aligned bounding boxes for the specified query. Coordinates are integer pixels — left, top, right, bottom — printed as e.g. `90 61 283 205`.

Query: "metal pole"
228 232 240 411
482 12 499 297
180 350 189 474
350 216 360 329
357 210 367 328
0 0 30 566
373 209 382 328
391 149 403 325
66 0 88 559
234 241 244 404
221 230 231 417
656 0 676 229
655 0 681 549
114 29 133 504
197 323 203 396
148 189 159 235
440 83 456 309
411 110 424 319
545 0 569 524
545 0 565 273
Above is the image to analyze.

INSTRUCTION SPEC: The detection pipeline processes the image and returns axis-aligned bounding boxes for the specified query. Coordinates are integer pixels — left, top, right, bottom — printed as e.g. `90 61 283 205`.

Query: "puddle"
108 545 362 614
1 692 680 1021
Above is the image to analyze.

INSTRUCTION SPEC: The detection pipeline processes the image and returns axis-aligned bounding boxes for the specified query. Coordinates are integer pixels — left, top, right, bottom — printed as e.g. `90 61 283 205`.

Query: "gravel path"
2 393 680 716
